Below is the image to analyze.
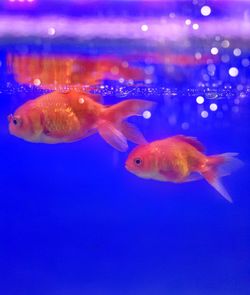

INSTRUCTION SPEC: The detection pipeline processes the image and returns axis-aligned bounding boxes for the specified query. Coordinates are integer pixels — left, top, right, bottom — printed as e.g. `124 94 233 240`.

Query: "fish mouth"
8 114 14 135
8 114 13 123
125 162 132 172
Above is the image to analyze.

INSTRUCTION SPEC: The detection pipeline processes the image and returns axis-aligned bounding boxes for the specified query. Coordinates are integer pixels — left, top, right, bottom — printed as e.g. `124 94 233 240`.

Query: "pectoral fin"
159 169 181 181
120 122 148 145
98 121 128 152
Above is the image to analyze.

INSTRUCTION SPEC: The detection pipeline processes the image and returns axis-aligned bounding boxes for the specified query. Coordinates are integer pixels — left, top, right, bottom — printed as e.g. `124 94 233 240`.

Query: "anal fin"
183 172 202 182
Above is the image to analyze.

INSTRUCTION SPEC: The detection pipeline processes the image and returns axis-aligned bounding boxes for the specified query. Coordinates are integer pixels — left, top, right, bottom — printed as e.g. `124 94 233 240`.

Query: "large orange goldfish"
126 135 243 202
8 91 154 151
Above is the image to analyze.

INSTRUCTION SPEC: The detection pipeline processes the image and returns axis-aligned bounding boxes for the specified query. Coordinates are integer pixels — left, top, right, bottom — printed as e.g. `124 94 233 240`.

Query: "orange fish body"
8 91 154 151
126 135 243 202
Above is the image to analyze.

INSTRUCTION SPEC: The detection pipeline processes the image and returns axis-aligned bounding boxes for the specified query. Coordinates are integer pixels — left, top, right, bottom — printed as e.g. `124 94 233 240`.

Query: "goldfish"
125 135 243 202
8 90 154 151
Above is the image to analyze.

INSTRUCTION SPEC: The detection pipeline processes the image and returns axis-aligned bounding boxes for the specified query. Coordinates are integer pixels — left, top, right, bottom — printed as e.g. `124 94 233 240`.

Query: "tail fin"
202 153 243 203
98 99 155 152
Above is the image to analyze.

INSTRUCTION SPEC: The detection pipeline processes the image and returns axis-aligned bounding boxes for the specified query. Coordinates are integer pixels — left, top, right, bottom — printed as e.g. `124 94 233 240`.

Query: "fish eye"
12 116 22 127
134 157 143 166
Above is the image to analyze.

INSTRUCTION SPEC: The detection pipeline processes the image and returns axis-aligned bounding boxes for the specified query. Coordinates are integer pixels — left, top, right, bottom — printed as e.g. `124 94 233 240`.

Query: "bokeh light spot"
233 48 242 56
121 61 129 68
241 58 250 67
211 47 219 55
221 40 230 48
196 96 204 104
201 111 209 118
79 98 85 104
145 78 152 84
48 27 56 36
210 103 218 111
192 23 199 30
141 24 149 32
229 67 239 77
195 52 202 60
181 122 190 130
201 6 211 16
143 110 151 119
221 55 230 63
33 78 41 86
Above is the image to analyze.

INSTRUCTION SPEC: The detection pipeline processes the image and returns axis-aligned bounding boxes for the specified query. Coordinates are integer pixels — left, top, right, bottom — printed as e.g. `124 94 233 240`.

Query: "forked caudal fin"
202 153 243 203
98 99 155 152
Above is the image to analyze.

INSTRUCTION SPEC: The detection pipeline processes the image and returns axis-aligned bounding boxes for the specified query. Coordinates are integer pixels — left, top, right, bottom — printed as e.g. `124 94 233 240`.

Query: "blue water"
0 3 250 295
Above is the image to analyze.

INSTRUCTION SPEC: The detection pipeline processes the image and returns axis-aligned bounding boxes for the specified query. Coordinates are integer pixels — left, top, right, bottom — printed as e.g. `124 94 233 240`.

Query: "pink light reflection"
8 0 35 2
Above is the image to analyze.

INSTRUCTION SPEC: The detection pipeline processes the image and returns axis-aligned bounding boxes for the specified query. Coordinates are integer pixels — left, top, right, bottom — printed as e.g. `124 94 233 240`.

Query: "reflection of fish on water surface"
127 52 219 66
7 53 145 89
8 90 155 151
126 135 243 202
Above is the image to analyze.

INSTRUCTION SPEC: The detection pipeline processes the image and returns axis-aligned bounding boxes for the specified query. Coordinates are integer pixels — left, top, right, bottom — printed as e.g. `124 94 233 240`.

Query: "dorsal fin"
174 135 205 152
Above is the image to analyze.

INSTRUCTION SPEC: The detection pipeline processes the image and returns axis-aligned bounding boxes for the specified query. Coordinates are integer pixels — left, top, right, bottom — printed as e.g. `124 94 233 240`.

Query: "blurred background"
0 1 250 295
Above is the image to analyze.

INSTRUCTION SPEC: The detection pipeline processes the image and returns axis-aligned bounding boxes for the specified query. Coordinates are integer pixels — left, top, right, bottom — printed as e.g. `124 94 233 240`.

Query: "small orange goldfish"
126 135 243 202
8 91 154 151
